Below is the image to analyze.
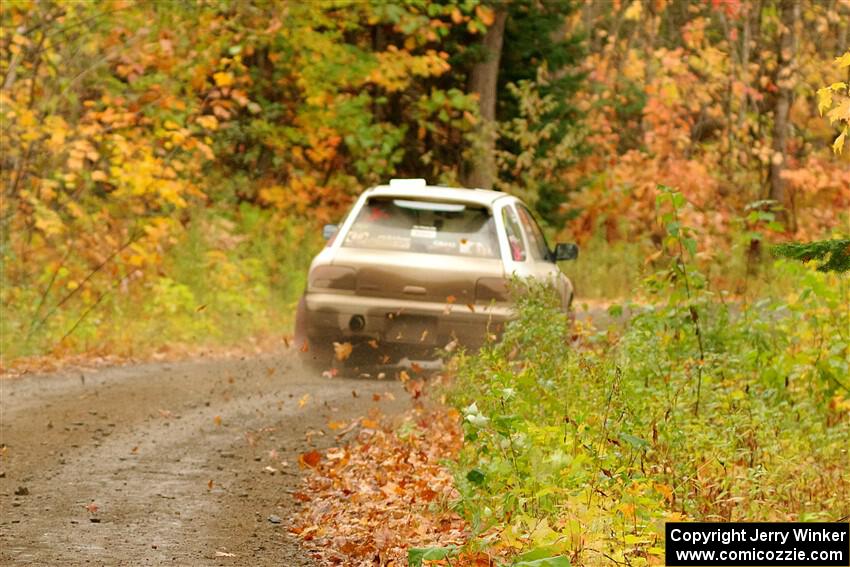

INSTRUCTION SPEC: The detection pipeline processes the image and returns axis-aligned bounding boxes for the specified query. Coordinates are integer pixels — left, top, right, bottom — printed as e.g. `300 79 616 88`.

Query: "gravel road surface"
0 353 406 566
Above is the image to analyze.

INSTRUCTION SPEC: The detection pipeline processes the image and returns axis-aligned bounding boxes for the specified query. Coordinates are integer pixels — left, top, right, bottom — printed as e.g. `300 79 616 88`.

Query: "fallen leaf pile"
291 406 467 566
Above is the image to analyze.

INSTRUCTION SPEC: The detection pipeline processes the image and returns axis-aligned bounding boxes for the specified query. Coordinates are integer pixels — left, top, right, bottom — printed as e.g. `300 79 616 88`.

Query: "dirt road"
0 353 406 566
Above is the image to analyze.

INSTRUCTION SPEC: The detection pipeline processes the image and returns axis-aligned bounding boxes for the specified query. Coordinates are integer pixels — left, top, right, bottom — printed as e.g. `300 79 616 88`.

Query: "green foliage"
498 0 584 132
773 239 850 273
513 555 571 567
445 189 850 564
495 0 585 222
408 545 459 567
495 68 583 214
1 205 320 360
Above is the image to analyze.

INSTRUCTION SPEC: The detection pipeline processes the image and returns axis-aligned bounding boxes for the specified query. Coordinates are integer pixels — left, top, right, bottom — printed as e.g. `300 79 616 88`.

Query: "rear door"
493 200 571 309
514 203 571 308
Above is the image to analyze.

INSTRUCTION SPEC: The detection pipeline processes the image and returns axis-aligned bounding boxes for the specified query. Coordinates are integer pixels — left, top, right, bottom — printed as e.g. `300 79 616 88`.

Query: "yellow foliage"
196 115 218 130
213 71 234 87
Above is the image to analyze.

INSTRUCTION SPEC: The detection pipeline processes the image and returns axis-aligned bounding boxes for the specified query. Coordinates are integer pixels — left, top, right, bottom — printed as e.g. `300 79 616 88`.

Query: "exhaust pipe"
349 315 365 332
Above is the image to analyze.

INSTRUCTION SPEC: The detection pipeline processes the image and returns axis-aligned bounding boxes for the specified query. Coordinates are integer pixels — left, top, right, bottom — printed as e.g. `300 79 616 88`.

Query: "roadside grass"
1 205 321 369
561 236 647 300
561 233 805 302
443 264 848 564
440 191 849 564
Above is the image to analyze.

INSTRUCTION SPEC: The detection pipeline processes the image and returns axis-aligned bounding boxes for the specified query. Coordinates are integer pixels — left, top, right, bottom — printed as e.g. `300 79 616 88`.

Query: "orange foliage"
563 0 849 249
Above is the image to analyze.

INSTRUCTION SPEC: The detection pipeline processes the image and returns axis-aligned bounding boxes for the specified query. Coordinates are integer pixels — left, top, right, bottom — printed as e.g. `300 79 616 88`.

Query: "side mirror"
553 242 579 261
322 224 338 241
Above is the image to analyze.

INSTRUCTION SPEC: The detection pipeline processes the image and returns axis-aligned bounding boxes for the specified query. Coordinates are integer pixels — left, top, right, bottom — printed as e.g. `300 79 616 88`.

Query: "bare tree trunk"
768 0 798 228
737 5 751 131
465 8 507 189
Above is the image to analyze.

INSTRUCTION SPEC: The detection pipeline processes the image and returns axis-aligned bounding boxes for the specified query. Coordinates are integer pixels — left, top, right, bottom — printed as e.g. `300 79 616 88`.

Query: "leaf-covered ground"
292 402 470 566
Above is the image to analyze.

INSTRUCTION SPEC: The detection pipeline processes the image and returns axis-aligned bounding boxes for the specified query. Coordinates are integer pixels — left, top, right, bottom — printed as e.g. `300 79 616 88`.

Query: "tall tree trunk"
768 0 799 227
465 8 507 189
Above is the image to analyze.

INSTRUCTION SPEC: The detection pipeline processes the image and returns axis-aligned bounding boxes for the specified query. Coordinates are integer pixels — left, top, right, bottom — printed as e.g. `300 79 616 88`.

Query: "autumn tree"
768 0 800 225
465 5 507 189
465 0 584 222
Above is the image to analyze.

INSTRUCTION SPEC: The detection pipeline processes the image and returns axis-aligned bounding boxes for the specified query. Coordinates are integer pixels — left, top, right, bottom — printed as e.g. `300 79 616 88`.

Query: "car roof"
366 184 511 207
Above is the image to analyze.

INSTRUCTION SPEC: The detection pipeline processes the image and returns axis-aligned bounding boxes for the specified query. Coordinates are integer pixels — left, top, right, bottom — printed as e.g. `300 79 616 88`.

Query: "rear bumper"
301 291 514 348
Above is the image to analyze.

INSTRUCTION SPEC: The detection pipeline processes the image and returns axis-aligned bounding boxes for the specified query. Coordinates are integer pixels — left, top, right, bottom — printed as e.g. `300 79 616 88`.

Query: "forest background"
2 0 849 367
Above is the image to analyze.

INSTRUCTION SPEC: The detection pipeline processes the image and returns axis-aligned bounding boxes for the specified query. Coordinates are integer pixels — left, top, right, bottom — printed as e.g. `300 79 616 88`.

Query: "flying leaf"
299 450 321 468
333 341 352 361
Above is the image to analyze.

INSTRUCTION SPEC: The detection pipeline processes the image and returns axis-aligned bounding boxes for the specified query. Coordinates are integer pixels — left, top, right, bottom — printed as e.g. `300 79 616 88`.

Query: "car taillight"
476 277 510 302
310 266 356 291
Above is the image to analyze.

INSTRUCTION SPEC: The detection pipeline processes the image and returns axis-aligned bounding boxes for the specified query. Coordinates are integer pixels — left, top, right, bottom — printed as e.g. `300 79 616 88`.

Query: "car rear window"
343 197 499 258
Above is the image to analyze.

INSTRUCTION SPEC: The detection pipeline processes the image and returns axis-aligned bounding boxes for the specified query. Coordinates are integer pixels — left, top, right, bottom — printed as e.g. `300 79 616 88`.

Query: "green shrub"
1 205 321 362
446 189 849 565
